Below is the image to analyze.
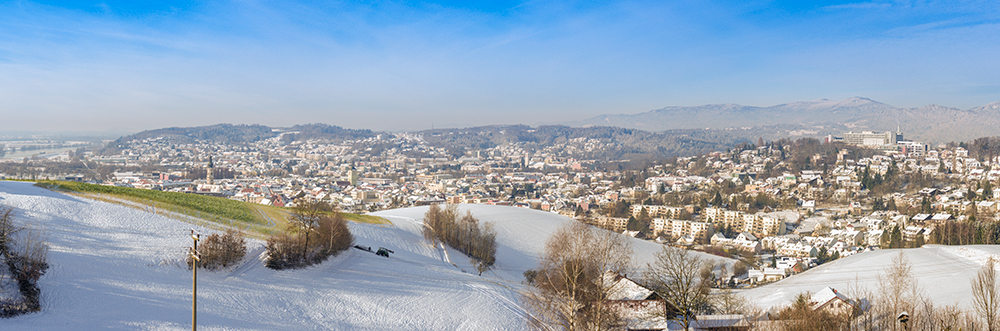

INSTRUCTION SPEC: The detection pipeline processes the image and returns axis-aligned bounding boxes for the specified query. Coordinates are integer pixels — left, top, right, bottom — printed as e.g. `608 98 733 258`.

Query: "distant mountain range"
100 97 1000 159
567 97 1000 144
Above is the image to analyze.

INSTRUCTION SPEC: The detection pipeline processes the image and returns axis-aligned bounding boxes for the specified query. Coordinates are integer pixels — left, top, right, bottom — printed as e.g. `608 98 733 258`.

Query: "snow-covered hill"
741 245 1000 311
0 182 525 330
0 182 727 330
373 206 736 281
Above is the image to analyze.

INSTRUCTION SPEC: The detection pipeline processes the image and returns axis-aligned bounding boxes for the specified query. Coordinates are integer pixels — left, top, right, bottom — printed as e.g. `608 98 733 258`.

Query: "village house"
809 287 857 317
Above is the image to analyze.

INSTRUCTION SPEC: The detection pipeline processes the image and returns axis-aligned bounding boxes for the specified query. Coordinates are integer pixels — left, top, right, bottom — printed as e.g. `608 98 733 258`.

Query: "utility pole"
190 230 201 331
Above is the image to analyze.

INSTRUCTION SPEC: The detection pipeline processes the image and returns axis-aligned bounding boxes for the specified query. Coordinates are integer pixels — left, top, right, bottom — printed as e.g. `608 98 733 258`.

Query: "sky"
1 0 999 133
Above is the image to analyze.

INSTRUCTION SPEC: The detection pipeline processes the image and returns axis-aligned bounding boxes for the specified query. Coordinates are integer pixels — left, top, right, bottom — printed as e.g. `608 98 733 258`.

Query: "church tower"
207 156 214 185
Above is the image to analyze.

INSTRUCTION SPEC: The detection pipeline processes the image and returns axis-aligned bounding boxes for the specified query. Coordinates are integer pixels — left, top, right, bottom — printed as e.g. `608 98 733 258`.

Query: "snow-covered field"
0 181 527 330
741 245 1000 311
0 181 722 330
18 177 991 329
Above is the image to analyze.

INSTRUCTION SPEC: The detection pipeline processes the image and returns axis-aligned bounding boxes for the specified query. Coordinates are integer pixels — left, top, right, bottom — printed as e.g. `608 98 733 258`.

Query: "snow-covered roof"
604 271 656 301
809 286 853 310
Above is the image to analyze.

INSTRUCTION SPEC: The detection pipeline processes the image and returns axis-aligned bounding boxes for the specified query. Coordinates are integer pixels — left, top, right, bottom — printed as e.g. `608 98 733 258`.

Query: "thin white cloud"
822 2 892 10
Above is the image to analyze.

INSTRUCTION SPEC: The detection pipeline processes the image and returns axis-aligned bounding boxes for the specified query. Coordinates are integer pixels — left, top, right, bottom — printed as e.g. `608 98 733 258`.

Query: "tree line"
422 204 498 275
265 200 353 270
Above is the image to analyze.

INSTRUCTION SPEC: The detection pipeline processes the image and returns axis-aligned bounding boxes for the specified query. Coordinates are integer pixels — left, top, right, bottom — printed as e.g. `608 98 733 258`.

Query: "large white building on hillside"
826 130 929 155
703 207 786 238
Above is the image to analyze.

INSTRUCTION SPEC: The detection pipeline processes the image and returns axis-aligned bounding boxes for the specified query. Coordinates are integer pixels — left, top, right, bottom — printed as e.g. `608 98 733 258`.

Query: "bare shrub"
264 233 303 270
773 292 851 331
188 229 247 271
0 206 49 317
265 205 353 270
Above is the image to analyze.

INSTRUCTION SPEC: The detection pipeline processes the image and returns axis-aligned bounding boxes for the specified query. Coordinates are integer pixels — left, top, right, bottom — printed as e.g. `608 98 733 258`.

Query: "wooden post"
190 230 200 331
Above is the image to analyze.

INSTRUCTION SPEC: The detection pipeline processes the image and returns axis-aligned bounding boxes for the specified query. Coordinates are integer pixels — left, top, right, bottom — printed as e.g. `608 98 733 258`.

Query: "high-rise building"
842 131 901 146
348 168 358 186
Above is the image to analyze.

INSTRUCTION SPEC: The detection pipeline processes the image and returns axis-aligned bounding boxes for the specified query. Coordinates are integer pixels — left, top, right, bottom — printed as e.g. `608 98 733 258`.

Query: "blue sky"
2 0 999 132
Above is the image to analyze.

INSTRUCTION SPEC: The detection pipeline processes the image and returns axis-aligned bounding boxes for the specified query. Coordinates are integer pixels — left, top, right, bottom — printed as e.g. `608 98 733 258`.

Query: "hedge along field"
36 180 262 225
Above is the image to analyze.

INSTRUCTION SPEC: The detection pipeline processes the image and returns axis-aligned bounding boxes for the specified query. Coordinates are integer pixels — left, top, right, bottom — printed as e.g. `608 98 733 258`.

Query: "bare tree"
315 208 353 256
644 246 712 330
712 288 747 315
877 251 924 331
522 222 633 331
973 257 1000 331
422 203 458 245
289 200 330 260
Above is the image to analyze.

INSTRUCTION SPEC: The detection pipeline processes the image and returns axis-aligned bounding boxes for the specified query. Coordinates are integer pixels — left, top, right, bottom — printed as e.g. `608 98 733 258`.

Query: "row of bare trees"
521 221 1000 331
765 251 1000 331
521 221 732 331
266 200 353 270
422 204 498 275
0 206 49 317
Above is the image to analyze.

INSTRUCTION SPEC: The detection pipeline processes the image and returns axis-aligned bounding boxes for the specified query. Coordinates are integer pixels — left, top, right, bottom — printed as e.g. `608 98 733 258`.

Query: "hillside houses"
22 125 1000 295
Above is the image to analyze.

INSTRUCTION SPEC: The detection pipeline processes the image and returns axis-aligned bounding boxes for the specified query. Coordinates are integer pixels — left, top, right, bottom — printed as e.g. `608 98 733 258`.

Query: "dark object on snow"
353 245 371 251
376 247 394 257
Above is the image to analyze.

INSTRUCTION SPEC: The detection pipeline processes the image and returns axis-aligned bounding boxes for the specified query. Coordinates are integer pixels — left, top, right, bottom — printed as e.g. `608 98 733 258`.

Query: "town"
4 127 999 290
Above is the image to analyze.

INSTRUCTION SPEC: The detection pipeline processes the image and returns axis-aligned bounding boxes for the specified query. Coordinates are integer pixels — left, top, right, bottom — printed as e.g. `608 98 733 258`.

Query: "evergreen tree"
626 216 639 232
984 180 994 200
886 198 897 212
636 208 652 236
889 225 902 249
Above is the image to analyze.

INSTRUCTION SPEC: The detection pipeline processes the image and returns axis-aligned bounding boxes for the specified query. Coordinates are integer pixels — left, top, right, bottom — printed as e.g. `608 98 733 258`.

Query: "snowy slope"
373 205 735 283
740 245 1000 310
0 181 731 330
0 182 526 330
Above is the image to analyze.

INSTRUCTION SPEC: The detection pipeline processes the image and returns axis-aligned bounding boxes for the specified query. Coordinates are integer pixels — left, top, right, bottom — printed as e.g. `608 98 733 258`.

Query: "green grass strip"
35 180 262 225
30 180 391 234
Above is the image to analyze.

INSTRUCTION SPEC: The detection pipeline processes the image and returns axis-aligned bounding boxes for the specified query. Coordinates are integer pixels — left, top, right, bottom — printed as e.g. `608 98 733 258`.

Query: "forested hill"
99 123 741 160
416 125 733 160
100 123 378 155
